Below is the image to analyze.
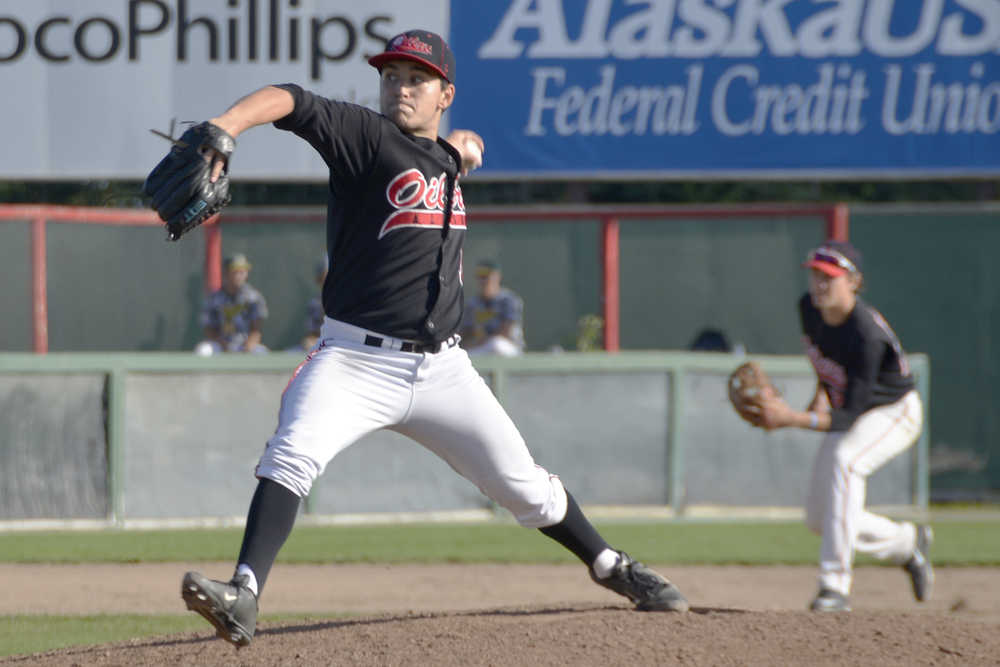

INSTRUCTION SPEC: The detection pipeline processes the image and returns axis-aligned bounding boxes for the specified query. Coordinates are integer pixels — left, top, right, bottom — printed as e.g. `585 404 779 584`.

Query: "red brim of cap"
804 260 846 277
368 52 450 82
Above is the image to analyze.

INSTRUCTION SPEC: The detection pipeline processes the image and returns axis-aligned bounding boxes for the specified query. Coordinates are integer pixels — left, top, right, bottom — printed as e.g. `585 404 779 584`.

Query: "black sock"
539 490 612 569
236 478 301 595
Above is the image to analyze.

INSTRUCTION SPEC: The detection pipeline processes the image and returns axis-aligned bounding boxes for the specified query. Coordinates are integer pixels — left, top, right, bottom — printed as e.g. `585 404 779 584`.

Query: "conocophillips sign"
0 0 446 180
0 0 397 80
449 0 1000 178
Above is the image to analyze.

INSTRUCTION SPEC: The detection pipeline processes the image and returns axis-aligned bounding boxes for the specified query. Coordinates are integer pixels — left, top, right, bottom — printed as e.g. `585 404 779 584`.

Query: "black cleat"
591 551 689 612
903 524 934 602
809 588 851 612
182 571 258 647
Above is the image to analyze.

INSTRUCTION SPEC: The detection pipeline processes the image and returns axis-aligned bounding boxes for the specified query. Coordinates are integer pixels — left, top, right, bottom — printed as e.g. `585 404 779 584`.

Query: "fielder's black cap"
368 29 455 84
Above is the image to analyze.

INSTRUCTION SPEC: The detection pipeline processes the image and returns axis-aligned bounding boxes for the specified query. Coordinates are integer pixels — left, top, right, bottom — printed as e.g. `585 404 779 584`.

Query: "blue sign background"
449 1 1000 178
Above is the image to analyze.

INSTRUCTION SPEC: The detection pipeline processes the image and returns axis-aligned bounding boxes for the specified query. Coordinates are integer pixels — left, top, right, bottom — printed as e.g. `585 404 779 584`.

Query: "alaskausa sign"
449 0 1000 179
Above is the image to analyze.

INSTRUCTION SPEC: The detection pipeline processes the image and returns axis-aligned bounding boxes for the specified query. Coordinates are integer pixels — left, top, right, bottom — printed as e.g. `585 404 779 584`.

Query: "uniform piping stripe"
837 399 911 564
283 339 326 396
847 399 910 476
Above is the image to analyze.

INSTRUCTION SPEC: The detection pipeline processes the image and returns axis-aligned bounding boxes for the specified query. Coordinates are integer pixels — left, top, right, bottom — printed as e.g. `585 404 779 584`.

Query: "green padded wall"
3 204 997 500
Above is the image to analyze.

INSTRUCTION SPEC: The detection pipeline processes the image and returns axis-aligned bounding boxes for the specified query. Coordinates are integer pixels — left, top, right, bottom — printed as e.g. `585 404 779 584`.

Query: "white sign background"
0 0 447 180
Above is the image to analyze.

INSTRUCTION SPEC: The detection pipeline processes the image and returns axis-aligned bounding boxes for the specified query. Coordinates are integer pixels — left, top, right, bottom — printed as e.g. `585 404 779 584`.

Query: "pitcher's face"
379 61 454 138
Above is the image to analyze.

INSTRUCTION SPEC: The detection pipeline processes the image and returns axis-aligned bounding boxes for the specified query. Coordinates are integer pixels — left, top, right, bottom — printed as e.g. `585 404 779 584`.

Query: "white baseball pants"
255 318 568 528
805 389 924 595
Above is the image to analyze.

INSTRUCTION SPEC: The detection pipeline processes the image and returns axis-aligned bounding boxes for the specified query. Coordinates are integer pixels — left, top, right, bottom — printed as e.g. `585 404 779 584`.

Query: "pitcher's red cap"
369 30 455 83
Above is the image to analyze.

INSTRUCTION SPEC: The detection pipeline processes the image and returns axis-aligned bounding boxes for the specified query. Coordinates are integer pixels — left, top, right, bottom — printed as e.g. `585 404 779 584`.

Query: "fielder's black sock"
236 478 300 596
539 490 612 568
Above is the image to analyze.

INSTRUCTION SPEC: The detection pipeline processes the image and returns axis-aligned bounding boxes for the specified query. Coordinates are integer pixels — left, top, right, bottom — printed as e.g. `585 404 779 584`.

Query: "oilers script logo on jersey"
378 169 467 239
804 339 848 408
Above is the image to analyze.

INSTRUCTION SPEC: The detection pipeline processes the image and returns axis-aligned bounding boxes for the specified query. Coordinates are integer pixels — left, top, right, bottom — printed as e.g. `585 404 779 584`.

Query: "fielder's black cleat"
182 571 258 647
809 588 851 612
591 551 690 612
903 524 934 602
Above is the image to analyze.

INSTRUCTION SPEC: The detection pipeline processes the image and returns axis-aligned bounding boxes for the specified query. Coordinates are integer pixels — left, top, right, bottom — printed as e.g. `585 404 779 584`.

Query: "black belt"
363 334 458 354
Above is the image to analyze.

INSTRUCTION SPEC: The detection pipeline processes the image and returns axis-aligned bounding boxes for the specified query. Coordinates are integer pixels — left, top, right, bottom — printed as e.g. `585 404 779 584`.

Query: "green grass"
1 614 207 658
2 519 998 658
2 520 998 566
0 612 351 659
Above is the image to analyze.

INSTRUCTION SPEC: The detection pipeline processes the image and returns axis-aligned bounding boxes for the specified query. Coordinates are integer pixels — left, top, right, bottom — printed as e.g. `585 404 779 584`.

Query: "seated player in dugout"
752 240 932 613
171 29 689 649
195 253 270 356
460 259 525 357
299 255 329 352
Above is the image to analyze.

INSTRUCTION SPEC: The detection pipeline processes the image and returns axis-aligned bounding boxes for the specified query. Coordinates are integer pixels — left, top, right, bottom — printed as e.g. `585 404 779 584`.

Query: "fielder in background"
460 259 525 357
752 240 932 612
299 255 328 352
194 253 269 356
170 29 688 649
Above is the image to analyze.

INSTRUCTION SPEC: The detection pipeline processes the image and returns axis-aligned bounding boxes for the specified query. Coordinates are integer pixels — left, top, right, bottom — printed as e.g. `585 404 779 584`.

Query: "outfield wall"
0 203 993 501
0 352 929 528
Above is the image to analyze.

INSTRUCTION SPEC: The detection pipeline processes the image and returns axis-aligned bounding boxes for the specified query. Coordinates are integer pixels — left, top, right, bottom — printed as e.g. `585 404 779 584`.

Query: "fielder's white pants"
804 390 923 595
255 318 568 528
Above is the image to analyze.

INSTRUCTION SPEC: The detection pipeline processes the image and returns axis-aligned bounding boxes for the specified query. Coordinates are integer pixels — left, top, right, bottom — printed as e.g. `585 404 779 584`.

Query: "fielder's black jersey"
273 83 467 343
798 294 915 431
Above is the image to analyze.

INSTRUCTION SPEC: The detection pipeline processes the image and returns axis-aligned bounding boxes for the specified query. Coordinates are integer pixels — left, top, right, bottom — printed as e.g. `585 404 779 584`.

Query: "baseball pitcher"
145 30 689 648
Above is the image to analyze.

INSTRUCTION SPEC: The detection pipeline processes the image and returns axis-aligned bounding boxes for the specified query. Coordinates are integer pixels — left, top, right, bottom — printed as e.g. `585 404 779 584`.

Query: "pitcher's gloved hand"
143 122 235 241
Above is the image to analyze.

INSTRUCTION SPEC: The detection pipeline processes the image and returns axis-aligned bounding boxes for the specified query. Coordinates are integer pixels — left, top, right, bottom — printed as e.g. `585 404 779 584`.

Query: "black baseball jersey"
273 84 467 343
798 294 915 431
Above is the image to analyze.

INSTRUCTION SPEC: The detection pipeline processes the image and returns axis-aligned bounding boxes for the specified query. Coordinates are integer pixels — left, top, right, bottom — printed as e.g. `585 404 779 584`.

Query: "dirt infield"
4 563 1000 665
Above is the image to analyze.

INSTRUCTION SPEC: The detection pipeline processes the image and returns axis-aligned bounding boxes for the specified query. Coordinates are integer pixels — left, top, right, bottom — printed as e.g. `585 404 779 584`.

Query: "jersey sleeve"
460 298 478 330
271 83 380 183
200 293 219 329
249 289 269 323
498 291 524 325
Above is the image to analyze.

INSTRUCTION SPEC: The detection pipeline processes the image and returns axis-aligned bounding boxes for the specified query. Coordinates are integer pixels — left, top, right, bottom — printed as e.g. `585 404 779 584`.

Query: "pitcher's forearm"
210 86 295 138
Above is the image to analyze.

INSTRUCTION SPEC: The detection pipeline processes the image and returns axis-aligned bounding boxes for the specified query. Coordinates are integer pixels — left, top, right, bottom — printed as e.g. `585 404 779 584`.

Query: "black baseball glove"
143 122 235 241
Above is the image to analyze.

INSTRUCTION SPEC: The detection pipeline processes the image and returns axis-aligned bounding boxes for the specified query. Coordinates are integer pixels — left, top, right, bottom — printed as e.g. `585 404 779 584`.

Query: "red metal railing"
1 203 848 354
